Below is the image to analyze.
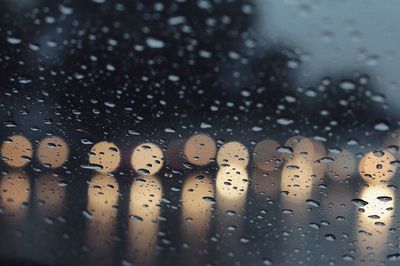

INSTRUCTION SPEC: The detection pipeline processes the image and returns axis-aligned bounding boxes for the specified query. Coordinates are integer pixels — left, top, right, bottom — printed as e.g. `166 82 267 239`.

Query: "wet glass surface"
1 0 400 265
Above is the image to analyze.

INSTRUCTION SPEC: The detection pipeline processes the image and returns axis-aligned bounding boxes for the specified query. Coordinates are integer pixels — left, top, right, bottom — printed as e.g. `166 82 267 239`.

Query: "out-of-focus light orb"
327 150 356 181
217 141 249 168
1 135 32 168
89 141 121 173
253 139 283 171
182 173 214 221
131 143 164 175
86 174 119 255
359 149 395 184
87 174 119 219
184 134 216 166
130 175 162 223
358 184 394 228
357 184 395 260
129 176 162 265
36 136 69 168
0 171 30 218
216 166 248 201
181 173 214 246
281 158 314 202
35 173 65 216
283 135 314 160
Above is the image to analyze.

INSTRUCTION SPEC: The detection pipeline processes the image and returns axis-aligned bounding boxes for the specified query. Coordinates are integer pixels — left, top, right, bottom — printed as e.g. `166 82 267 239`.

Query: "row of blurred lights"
0 133 396 264
0 133 397 188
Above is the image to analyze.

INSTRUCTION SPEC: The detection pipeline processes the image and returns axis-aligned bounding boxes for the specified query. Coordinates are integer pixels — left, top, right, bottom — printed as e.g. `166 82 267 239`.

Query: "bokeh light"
0 171 30 219
89 141 121 173
128 175 162 265
359 149 395 184
1 135 32 168
36 136 69 168
131 143 164 175
184 134 216 166
217 141 249 168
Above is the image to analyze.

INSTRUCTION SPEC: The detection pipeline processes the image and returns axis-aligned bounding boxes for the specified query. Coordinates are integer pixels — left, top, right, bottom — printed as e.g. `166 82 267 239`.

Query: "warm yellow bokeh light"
180 173 214 264
357 184 395 264
131 143 164 175
358 184 394 229
86 174 119 257
216 166 249 209
0 171 30 219
1 135 32 168
217 141 249 168
215 167 248 242
281 158 314 205
327 150 356 181
89 141 121 173
253 139 283 171
128 175 162 265
35 173 65 216
36 136 69 168
129 175 162 223
359 150 395 184
283 135 313 161
184 134 216 166
87 174 119 221
181 173 214 227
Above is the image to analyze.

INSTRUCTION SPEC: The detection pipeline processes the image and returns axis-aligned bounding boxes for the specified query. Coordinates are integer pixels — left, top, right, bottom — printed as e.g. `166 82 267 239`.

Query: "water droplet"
146 37 165 48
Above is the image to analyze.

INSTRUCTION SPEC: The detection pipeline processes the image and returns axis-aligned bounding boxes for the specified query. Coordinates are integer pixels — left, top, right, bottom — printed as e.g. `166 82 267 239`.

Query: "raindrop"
146 37 165 48
374 121 390 131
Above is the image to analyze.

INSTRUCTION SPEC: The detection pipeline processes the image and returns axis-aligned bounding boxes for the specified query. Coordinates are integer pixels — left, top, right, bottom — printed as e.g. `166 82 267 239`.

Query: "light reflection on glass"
281 137 326 211
127 175 162 266
217 141 249 168
86 174 119 261
181 173 214 252
215 166 248 263
281 157 314 210
253 139 283 171
131 143 164 176
216 166 249 210
184 134 216 166
216 166 248 227
1 135 33 168
35 172 65 217
279 138 326 262
327 149 355 181
36 136 69 169
283 135 314 161
89 141 121 174
359 149 395 184
0 170 30 220
356 184 395 265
